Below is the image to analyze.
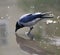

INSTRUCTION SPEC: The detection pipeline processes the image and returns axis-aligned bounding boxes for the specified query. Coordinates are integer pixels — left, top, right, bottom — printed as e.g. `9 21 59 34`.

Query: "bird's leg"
27 26 33 35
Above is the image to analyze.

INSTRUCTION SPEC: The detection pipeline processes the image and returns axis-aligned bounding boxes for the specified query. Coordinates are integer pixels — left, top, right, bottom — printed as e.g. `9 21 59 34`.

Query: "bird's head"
15 22 24 32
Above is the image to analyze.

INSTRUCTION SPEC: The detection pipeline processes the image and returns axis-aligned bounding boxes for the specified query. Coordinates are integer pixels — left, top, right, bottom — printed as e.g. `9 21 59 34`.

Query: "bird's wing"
20 13 32 19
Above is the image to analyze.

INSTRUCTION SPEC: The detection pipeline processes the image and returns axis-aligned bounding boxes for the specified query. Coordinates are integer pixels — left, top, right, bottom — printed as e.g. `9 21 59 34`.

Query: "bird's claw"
25 32 34 40
25 31 29 35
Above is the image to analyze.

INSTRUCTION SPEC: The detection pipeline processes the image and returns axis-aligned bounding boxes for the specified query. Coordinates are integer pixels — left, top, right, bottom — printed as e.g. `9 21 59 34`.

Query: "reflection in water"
15 33 45 55
15 33 54 55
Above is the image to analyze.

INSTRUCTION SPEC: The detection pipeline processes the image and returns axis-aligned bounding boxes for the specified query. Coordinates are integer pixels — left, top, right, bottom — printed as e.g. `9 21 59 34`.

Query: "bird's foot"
25 32 29 35
25 32 34 40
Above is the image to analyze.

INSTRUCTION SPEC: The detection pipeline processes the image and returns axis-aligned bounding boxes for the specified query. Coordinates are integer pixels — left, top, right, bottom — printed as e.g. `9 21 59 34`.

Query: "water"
0 0 60 55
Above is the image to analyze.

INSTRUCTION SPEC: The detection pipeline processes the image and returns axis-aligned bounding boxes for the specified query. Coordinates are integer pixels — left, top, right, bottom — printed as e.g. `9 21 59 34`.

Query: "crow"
15 12 54 35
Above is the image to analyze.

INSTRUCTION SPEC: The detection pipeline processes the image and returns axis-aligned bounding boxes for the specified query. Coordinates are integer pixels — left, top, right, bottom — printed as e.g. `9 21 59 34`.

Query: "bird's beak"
15 28 18 32
15 22 20 32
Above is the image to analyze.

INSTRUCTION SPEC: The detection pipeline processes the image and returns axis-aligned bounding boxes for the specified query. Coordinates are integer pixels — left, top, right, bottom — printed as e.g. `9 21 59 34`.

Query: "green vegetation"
17 0 60 13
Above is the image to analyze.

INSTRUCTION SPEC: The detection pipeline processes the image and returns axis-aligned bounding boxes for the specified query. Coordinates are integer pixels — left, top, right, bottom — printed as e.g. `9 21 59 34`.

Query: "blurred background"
0 0 60 55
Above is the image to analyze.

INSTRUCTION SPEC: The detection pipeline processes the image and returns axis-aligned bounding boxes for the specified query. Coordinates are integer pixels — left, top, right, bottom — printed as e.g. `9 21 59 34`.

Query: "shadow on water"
15 33 54 55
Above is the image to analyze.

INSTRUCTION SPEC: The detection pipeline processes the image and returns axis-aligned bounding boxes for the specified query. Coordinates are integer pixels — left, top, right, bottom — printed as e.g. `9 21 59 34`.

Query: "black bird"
15 12 54 35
